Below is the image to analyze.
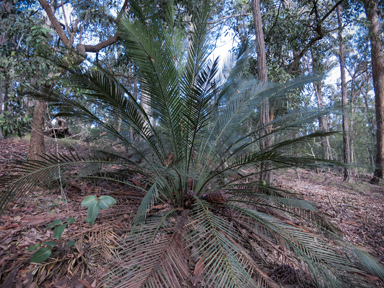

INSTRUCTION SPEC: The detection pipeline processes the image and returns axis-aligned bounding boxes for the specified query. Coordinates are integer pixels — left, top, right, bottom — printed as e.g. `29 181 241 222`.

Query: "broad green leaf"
98 195 117 209
42 241 56 247
85 201 101 225
81 195 98 207
27 244 40 251
64 217 76 224
53 224 66 240
67 240 76 247
46 219 62 229
30 247 52 263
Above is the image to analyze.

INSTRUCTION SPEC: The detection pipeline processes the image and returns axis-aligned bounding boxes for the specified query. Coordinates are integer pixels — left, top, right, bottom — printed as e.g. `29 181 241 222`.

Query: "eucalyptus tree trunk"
252 0 271 184
28 98 47 160
28 12 51 160
349 71 357 172
0 89 3 139
0 91 3 115
363 0 384 184
251 0 267 83
337 5 351 181
314 82 333 160
3 74 9 113
0 75 9 137
311 48 333 161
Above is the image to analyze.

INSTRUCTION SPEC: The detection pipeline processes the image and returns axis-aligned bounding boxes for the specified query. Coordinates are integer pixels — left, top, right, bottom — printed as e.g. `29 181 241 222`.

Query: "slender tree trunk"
363 76 375 130
337 6 351 181
0 91 3 115
252 0 271 184
349 73 357 174
252 0 267 84
314 82 333 160
28 10 53 160
311 46 332 160
113 82 121 141
3 74 9 113
28 97 47 160
363 0 384 184
0 87 3 139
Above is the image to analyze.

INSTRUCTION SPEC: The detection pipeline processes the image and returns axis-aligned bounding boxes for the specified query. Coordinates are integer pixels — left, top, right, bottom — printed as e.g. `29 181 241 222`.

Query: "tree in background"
362 0 384 183
25 0 129 159
336 5 351 181
0 0 51 139
248 0 344 175
251 0 272 184
311 43 335 161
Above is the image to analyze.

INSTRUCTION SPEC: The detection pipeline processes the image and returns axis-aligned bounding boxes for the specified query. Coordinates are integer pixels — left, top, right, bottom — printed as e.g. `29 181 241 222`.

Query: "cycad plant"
1 1 384 287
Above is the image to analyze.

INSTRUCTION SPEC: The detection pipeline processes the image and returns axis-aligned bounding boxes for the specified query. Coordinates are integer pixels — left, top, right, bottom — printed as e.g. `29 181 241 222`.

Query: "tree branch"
265 1 282 43
38 0 70 46
40 0 126 58
61 0 70 34
54 1 68 9
321 0 345 23
113 73 135 79
207 13 252 25
117 0 129 20
287 0 345 74
77 34 119 53
288 34 322 73
78 11 89 45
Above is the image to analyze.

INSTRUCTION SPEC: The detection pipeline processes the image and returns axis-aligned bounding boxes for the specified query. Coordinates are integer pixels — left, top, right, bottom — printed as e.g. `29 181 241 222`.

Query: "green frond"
230 205 374 287
353 247 384 280
0 153 147 213
0 153 89 211
186 199 258 287
131 180 162 230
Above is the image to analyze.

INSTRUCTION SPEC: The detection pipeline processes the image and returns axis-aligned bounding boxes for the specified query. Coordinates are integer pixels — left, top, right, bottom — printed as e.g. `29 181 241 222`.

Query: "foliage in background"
0 95 32 137
0 0 53 137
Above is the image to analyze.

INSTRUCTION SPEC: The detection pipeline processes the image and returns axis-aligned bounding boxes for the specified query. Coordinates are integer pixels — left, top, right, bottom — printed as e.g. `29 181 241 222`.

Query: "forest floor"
0 137 384 287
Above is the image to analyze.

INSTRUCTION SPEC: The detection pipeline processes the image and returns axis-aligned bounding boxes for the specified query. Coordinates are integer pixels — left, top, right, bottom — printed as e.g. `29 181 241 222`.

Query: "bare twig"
287 0 345 73
61 0 70 34
46 104 69 213
16 34 24 50
207 13 252 25
327 194 337 212
79 11 89 45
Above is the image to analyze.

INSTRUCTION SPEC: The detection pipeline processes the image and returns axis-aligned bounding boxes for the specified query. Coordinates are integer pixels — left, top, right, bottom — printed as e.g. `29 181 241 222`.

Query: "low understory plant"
1 1 384 287
27 195 116 263
28 217 76 263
